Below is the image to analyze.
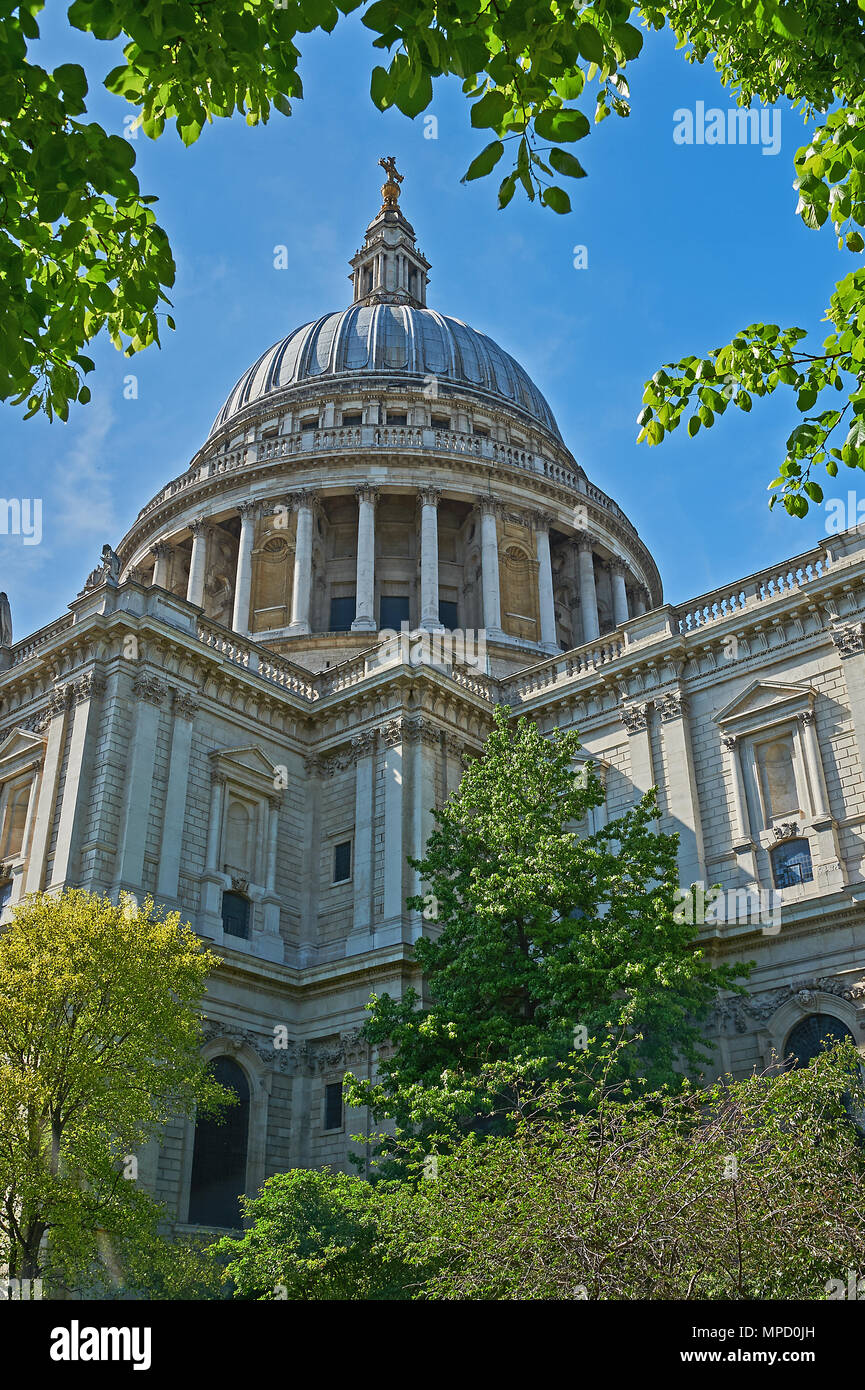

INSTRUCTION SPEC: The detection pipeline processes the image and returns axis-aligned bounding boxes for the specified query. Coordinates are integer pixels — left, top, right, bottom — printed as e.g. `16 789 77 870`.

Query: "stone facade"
1 176 864 1229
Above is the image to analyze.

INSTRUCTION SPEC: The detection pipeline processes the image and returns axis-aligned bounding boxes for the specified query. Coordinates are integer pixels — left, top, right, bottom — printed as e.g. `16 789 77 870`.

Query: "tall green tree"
0 888 227 1290
345 706 746 1156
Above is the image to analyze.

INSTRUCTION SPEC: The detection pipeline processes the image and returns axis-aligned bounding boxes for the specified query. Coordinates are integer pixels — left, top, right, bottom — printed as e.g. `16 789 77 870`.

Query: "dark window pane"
330 595 356 632
380 595 410 630
222 891 250 939
342 413 362 426
770 838 814 889
439 600 458 631
387 413 407 426
188 1057 250 1227
785 1014 855 1069
324 1082 343 1131
300 417 317 432
333 840 351 883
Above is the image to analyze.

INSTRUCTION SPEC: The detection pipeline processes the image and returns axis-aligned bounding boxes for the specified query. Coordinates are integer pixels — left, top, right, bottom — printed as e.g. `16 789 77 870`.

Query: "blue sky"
0 9 850 639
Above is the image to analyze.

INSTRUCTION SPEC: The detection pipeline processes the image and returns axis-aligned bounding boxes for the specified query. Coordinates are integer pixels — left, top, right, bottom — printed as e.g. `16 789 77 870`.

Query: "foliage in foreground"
213 1169 419 1300
225 1040 865 1300
345 706 747 1161
0 888 228 1290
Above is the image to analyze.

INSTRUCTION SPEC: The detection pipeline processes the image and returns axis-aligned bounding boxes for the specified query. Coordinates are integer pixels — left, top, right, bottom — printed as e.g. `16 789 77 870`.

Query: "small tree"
0 889 227 1291
346 706 747 1155
213 1170 418 1301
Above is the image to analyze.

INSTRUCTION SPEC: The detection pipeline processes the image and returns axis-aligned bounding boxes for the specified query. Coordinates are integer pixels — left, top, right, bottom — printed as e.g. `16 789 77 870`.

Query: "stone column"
25 686 71 894
351 485 378 632
156 691 198 900
288 491 316 635
265 795 280 894
205 772 226 875
656 691 706 889
721 735 750 842
186 519 209 609
381 719 406 931
418 486 443 631
620 703 654 800
258 793 284 960
477 497 503 638
610 560 630 627
348 731 375 946
231 501 257 636
721 733 759 888
798 709 831 820
576 534 600 643
110 671 165 898
150 541 171 589
634 586 649 617
534 513 558 653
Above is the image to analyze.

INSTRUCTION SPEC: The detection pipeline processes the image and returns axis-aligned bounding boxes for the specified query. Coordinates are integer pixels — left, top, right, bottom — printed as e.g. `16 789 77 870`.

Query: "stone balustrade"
135 424 638 541
674 545 831 634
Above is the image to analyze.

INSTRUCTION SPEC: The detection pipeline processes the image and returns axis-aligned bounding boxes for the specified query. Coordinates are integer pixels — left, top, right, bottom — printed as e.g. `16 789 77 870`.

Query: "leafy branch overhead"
3 0 865 507
635 0 865 515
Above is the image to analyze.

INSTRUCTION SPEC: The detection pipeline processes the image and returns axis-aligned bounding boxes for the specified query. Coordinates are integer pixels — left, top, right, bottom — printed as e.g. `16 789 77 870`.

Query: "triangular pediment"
0 726 47 774
715 680 814 727
209 745 280 782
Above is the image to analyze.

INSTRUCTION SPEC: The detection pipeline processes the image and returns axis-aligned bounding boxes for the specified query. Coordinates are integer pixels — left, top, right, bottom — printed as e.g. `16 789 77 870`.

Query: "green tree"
213 1168 418 1300
345 706 746 1158
0 888 228 1291
375 1038 865 1300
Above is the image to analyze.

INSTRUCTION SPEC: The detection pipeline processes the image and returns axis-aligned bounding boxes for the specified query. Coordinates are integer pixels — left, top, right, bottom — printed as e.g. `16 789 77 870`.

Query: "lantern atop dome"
349 159 431 308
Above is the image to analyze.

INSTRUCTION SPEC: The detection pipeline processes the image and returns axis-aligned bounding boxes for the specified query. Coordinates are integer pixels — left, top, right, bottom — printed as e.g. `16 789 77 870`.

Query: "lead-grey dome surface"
210 304 562 441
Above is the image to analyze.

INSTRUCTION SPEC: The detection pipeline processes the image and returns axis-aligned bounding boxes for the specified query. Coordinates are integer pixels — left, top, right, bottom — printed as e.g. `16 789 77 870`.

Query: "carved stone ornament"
172 690 199 720
773 821 800 842
715 976 865 1034
620 703 648 734
656 691 685 722
132 672 169 707
831 623 864 656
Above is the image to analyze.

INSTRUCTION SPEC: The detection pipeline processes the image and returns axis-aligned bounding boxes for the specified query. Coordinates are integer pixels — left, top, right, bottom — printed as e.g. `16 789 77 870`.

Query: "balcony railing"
135 425 637 537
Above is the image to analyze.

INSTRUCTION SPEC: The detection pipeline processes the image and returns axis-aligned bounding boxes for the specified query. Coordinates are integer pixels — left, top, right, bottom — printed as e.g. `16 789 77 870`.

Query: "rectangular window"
439 600 459 631
431 414 451 429
324 1082 343 1131
300 416 318 432
333 840 352 883
474 425 490 438
387 413 408 426
342 413 362 426
380 595 410 630
329 595 356 632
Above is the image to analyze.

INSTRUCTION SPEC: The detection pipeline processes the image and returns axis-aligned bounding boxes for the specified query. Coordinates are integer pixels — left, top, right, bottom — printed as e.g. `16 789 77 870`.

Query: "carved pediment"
0 726 47 778
714 680 815 732
209 744 283 795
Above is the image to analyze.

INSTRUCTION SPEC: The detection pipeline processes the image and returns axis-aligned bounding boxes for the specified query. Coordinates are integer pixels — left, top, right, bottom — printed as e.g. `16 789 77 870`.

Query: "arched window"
188 1056 250 1228
222 891 250 939
784 1014 855 1069
770 837 813 889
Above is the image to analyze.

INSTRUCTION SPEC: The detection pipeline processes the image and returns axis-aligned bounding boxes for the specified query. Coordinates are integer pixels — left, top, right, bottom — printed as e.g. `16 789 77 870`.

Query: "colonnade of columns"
149 489 650 649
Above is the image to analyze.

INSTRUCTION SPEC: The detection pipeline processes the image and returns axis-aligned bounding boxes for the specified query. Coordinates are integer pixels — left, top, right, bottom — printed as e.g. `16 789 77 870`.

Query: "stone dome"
210 305 562 443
